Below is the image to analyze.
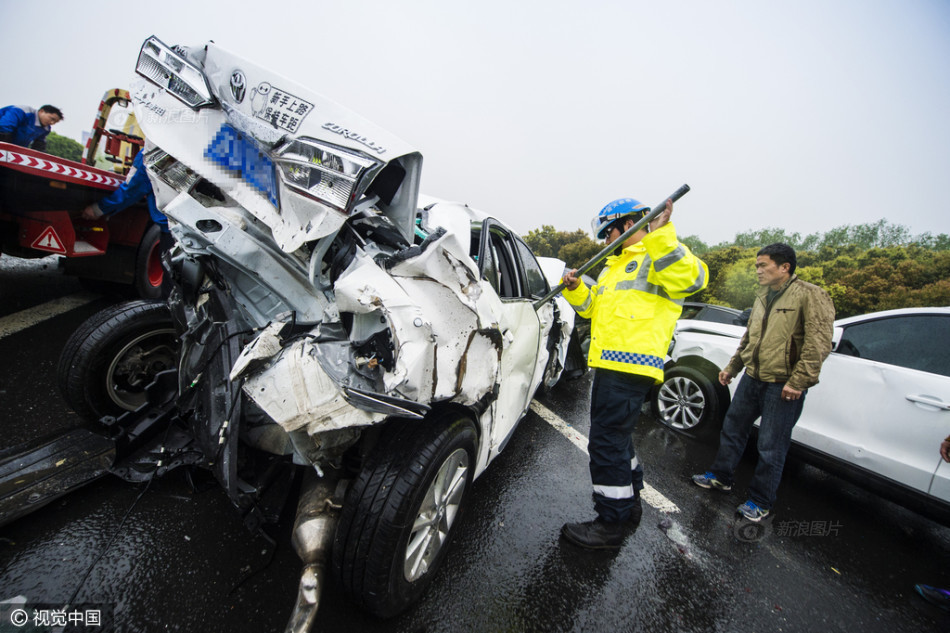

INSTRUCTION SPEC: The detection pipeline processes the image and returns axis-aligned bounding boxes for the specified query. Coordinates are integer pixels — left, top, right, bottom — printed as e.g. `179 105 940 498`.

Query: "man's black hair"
757 243 796 275
39 105 63 119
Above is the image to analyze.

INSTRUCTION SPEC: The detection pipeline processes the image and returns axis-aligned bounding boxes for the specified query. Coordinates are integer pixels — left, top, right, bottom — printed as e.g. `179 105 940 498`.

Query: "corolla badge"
230 70 247 103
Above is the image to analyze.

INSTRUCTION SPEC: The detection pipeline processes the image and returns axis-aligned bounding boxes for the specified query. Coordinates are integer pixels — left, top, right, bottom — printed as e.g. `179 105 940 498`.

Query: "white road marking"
530 400 680 514
0 292 98 340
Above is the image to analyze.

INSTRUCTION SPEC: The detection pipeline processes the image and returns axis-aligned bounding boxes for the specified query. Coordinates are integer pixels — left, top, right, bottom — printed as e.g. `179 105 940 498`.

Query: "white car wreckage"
48 37 582 626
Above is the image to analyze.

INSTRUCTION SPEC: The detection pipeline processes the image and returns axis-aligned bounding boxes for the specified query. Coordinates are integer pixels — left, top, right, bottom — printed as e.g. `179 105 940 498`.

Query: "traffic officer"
0 104 63 151
560 197 708 549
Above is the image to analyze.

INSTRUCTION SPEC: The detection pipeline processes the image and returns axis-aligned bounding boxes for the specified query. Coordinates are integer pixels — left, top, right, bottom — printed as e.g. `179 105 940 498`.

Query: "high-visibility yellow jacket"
563 222 709 383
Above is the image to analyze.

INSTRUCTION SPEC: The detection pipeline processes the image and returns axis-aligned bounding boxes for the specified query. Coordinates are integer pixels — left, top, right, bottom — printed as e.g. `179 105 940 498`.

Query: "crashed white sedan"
54 36 579 623
652 307 950 520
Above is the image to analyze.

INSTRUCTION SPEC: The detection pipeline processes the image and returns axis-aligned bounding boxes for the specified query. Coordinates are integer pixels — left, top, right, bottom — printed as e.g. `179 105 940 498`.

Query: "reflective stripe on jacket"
563 222 709 383
724 275 835 391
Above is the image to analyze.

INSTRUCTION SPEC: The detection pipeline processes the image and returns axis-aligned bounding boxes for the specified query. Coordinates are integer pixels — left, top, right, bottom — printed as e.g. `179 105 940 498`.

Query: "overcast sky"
2 0 948 244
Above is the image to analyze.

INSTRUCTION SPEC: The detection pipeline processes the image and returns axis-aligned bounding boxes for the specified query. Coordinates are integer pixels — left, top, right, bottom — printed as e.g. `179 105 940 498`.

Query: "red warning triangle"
31 226 67 254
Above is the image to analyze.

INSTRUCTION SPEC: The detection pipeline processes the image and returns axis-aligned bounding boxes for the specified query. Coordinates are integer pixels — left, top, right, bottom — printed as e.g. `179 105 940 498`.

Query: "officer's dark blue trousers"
588 367 655 523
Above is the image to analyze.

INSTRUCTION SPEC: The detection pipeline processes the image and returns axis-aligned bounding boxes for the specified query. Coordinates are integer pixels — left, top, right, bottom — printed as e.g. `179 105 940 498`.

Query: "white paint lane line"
530 400 680 514
0 292 99 340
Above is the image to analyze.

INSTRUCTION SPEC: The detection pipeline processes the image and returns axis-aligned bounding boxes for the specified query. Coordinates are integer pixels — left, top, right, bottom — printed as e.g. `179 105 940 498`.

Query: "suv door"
792 313 950 498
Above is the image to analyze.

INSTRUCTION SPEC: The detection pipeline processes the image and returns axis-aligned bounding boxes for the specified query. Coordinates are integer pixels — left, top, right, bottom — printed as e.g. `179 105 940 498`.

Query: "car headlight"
144 148 201 192
274 138 382 212
136 36 214 108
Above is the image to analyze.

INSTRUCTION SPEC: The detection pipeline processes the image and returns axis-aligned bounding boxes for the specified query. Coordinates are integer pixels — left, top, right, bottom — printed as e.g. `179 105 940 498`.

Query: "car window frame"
476 219 530 301
833 313 950 378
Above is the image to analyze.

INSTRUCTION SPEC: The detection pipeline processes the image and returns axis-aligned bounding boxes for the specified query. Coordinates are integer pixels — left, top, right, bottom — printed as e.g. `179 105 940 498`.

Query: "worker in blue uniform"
82 151 166 228
82 150 173 295
0 105 63 151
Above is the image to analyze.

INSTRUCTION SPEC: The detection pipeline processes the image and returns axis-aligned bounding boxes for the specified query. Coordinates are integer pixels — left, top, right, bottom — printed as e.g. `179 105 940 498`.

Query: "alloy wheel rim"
403 447 469 582
657 376 706 430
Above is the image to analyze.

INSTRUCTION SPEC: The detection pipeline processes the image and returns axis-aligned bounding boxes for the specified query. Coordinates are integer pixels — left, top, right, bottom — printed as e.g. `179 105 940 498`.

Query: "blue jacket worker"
81 150 167 232
82 150 173 295
559 197 709 549
0 104 63 151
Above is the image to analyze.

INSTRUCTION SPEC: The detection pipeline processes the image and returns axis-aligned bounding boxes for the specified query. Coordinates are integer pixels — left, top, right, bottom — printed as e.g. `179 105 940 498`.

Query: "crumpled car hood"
132 40 421 253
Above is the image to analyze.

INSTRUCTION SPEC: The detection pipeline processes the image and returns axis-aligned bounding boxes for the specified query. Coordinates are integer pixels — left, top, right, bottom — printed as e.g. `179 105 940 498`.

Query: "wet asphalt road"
1 257 949 633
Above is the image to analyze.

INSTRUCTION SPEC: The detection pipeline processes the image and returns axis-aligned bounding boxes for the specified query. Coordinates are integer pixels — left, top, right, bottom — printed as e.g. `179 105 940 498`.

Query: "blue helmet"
591 198 649 240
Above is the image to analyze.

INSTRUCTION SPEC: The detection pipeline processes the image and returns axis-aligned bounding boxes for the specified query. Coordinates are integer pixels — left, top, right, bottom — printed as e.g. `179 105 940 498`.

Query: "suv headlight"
274 138 382 212
136 36 214 108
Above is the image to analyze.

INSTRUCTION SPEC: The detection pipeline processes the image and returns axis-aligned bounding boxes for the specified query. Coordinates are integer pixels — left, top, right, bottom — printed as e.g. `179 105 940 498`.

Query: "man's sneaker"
915 584 950 612
691 471 732 491
737 500 770 522
561 519 625 549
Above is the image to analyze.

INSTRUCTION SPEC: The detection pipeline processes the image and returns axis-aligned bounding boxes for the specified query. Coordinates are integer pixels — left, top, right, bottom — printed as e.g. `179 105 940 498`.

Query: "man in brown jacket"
692 243 835 521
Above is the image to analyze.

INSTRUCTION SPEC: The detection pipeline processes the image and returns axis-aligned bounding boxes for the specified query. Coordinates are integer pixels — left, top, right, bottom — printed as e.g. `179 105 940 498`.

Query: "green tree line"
43 132 85 163
524 221 950 318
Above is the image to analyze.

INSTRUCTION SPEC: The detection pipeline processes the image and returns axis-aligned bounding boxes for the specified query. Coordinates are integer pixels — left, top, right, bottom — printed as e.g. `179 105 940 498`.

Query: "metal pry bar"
533 184 691 310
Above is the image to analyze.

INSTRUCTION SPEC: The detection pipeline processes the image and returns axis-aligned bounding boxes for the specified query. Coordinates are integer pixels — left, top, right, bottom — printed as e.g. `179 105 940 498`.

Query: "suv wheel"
653 365 721 436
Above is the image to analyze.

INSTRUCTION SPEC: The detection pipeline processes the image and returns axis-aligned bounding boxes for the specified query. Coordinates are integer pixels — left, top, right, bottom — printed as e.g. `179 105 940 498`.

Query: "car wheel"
57 300 178 423
652 366 721 436
134 224 164 300
332 413 477 618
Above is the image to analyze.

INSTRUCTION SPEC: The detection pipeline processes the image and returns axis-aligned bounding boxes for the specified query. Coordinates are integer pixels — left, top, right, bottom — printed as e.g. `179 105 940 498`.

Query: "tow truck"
0 89 164 298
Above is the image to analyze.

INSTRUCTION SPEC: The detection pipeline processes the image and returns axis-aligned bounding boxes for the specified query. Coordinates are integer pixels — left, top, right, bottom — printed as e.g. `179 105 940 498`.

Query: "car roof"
834 306 950 327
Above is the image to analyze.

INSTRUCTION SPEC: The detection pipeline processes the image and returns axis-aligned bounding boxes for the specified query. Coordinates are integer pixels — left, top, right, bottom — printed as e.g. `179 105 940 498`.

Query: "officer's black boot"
628 492 643 526
560 519 625 549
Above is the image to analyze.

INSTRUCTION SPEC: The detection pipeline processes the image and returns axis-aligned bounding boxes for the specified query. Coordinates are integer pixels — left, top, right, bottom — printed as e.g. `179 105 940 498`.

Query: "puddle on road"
0 473 300 632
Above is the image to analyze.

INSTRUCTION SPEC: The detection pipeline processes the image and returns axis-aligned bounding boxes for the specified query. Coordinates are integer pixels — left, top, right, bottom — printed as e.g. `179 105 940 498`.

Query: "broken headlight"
144 148 201 192
274 138 382 213
136 36 214 108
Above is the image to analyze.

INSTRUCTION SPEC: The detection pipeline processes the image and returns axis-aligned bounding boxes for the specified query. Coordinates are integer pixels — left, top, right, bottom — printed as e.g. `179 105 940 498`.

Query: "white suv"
652 307 950 520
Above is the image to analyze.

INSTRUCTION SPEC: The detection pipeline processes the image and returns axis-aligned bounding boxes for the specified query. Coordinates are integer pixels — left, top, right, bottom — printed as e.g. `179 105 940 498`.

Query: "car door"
476 220 546 458
792 313 950 498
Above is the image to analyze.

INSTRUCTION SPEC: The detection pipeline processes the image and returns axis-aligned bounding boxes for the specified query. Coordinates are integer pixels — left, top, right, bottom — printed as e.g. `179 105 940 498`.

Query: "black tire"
57 300 178 423
652 365 721 437
332 413 477 618
134 224 163 300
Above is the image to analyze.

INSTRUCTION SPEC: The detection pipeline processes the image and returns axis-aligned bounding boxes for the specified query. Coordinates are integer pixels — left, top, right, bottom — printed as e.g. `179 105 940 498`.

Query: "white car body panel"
670 320 744 371
793 352 950 495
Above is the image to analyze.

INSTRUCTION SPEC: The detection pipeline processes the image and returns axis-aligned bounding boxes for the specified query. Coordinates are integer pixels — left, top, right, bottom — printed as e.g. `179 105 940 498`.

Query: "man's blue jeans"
709 375 806 510
589 368 654 523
